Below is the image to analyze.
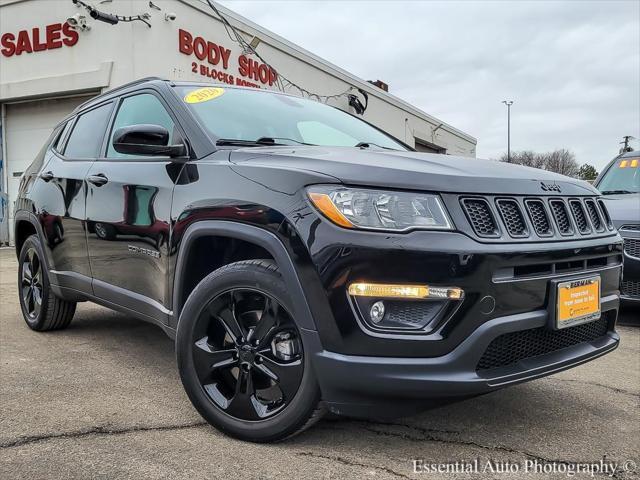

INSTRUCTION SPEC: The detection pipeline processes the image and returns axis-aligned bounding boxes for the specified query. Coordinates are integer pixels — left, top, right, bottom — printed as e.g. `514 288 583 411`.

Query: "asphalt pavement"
1 248 638 479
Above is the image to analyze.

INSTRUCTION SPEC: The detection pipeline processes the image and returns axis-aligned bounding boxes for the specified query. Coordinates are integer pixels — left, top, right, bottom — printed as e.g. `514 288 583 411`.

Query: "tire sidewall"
18 235 51 329
176 261 321 442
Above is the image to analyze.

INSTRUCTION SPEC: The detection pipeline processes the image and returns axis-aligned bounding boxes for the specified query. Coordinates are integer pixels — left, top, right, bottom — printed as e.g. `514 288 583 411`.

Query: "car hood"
599 193 640 227
230 146 599 196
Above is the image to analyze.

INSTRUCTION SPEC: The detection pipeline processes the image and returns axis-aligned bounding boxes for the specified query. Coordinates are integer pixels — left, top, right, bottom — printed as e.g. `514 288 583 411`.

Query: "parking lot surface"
1 248 638 479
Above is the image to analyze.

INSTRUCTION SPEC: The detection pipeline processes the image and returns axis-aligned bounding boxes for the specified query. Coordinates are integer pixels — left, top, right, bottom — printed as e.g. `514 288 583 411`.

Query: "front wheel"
176 260 324 442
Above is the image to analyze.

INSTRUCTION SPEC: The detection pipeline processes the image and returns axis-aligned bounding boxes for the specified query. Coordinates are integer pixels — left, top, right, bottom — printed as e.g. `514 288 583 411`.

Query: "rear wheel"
18 235 76 331
176 260 324 442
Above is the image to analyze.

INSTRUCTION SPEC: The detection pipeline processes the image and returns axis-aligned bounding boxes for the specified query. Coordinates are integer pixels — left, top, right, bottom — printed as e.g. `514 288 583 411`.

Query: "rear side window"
64 103 113 158
53 120 73 153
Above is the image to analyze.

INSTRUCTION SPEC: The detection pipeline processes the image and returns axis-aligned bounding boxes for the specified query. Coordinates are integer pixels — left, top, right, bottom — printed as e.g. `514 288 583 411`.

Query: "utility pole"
502 100 514 162
620 135 635 154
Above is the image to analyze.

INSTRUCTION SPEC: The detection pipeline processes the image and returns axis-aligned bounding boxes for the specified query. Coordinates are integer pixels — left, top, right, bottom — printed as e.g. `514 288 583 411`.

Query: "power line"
204 1 358 104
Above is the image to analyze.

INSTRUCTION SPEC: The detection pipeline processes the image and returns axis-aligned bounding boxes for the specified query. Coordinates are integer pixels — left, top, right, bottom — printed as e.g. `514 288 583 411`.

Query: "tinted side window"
107 93 178 159
64 103 113 158
53 120 73 153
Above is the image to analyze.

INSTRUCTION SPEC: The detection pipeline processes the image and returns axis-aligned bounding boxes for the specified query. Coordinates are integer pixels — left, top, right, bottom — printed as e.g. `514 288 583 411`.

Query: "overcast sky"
219 0 639 170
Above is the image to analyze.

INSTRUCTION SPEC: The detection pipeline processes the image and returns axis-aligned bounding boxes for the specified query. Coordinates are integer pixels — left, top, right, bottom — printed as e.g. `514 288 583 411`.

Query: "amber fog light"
348 282 464 300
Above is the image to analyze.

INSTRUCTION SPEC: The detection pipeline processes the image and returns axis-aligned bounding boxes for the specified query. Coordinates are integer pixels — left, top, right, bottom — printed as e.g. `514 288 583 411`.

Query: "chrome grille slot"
569 199 590 234
496 199 527 237
597 200 614 230
524 199 553 237
549 199 573 235
584 199 604 232
461 198 499 237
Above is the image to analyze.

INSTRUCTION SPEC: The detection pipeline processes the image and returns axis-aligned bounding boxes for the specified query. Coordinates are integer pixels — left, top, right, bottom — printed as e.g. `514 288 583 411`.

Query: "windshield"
176 86 407 150
597 156 640 194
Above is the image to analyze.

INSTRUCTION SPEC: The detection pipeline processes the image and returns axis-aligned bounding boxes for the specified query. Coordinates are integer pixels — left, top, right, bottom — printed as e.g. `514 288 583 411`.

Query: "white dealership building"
0 0 477 244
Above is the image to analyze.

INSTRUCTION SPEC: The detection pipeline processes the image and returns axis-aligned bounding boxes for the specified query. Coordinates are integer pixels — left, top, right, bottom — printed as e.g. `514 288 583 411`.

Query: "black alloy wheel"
21 247 43 319
18 234 76 331
192 288 304 421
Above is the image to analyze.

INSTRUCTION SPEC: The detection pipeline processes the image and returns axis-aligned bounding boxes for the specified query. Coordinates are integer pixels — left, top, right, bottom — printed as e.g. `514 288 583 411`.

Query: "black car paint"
14 79 623 417
595 151 640 302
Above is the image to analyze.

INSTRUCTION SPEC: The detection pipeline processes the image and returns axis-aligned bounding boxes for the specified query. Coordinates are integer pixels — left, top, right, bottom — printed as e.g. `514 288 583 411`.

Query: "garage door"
3 95 94 244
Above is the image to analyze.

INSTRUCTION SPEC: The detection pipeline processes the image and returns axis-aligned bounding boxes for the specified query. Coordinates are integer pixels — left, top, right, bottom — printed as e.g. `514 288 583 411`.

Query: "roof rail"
74 76 168 111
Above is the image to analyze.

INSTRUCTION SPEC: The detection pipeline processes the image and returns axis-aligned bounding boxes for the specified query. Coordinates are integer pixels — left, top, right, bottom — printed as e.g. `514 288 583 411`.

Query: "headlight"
307 185 453 231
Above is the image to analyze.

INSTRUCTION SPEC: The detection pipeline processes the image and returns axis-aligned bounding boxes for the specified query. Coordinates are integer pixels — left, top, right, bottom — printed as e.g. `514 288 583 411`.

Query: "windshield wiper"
257 137 314 146
600 189 636 195
355 142 395 150
216 137 312 147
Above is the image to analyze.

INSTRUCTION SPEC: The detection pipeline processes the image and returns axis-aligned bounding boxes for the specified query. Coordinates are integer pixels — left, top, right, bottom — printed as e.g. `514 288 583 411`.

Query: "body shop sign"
178 29 277 88
1 23 78 57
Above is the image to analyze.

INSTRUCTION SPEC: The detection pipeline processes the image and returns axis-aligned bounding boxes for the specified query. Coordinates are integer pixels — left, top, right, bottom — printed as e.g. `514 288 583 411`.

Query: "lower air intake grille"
550 200 573 235
622 280 640 298
477 317 609 371
624 238 640 258
496 199 527 237
462 198 499 237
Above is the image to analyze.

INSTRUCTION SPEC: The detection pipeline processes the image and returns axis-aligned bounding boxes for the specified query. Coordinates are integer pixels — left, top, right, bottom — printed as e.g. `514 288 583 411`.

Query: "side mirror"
112 124 187 158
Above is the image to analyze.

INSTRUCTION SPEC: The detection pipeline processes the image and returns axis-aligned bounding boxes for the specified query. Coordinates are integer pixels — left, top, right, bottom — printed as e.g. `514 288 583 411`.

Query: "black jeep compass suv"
14 78 622 442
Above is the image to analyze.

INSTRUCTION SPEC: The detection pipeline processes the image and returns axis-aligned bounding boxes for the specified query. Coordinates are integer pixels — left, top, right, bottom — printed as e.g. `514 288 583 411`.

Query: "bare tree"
498 149 581 177
543 149 579 177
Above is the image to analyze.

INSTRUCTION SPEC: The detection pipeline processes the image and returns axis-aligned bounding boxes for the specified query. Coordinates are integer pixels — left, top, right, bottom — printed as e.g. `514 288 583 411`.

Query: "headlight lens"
307 186 453 231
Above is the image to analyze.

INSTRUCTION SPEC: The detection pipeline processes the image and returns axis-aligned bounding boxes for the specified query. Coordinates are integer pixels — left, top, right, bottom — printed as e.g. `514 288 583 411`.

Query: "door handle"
87 174 108 186
39 171 54 182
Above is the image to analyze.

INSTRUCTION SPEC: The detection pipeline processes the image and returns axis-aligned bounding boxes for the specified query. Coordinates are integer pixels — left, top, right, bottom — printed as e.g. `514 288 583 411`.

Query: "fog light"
369 301 386 324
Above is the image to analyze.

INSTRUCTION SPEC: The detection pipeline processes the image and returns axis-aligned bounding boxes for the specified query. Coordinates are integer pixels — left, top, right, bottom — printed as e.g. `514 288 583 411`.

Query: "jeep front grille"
524 199 553 237
496 199 528 237
584 199 604 232
459 196 615 241
550 199 573 235
461 198 499 237
569 199 590 234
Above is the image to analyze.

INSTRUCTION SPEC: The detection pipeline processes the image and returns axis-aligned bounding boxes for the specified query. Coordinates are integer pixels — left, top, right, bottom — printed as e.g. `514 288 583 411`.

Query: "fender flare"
171 220 318 332
13 211 53 275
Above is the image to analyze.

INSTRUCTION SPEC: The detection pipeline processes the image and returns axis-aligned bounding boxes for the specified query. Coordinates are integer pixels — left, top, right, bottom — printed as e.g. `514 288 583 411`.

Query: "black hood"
230 146 599 196
600 193 640 227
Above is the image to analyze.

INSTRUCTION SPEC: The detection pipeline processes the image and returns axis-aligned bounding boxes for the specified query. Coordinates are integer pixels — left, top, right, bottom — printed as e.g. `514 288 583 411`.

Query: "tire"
176 259 324 442
94 222 116 240
18 234 76 331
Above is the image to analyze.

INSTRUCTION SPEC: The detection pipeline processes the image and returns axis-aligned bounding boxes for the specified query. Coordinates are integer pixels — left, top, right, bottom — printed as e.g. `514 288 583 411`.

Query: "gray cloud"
219 0 640 170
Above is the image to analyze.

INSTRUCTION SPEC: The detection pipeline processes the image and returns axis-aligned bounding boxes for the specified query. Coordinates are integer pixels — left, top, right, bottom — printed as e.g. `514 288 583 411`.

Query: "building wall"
0 0 477 244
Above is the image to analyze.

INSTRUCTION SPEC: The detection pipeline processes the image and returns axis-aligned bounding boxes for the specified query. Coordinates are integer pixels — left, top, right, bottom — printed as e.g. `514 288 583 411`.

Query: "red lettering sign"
1 22 78 57
178 28 276 87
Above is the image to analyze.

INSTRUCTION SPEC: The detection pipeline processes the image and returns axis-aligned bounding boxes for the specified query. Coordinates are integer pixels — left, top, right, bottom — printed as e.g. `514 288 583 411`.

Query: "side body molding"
171 221 318 332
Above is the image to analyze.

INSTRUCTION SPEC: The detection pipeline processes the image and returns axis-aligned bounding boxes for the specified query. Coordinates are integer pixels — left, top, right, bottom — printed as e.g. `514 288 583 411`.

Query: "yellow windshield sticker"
619 160 628 168
630 159 638 168
184 87 225 104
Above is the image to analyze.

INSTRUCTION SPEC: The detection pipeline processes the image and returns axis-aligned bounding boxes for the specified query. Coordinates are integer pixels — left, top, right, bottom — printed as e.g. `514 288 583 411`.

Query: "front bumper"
304 294 619 417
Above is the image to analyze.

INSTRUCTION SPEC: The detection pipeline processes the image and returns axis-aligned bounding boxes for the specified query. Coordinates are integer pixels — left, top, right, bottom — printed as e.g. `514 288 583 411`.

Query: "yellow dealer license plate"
556 276 601 329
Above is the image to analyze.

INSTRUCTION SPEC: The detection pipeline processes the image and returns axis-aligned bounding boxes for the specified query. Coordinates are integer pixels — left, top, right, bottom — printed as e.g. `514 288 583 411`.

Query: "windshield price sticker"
184 87 225 104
